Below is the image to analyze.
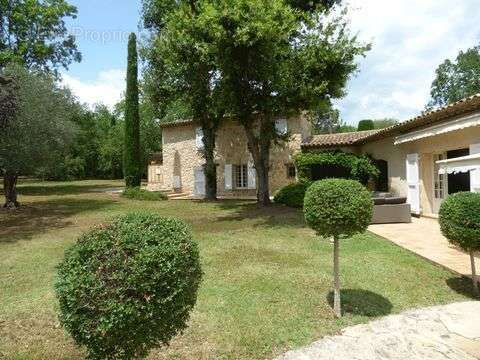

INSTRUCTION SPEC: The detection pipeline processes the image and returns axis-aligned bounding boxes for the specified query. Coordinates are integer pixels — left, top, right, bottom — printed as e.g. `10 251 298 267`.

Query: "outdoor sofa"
371 192 411 224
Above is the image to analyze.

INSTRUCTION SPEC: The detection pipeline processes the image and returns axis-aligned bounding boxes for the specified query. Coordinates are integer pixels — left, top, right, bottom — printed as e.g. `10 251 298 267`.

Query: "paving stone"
276 302 480 360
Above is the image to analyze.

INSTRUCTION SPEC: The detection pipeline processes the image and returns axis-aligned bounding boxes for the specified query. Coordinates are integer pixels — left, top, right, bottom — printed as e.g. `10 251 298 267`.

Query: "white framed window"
233 164 248 189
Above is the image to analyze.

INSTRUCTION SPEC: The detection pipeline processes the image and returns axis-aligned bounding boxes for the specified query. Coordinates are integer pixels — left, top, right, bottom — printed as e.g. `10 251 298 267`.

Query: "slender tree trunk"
3 172 19 209
470 250 479 297
333 235 341 317
203 122 217 201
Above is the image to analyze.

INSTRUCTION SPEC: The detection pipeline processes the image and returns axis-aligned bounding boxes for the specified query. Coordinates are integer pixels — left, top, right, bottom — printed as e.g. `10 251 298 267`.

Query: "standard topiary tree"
439 192 480 296
55 213 202 359
123 33 142 188
304 179 373 317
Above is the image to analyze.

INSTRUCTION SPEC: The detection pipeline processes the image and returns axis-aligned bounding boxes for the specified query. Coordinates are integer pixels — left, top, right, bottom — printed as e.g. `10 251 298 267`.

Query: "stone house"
148 115 312 198
148 93 480 216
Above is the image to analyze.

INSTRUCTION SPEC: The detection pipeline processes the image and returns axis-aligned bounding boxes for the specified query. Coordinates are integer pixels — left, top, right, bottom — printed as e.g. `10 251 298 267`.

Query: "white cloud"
61 69 125 109
336 0 480 124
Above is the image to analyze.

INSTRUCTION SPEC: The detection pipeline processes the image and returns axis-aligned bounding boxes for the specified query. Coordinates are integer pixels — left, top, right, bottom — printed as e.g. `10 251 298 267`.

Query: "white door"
433 153 447 214
194 167 206 197
406 153 420 215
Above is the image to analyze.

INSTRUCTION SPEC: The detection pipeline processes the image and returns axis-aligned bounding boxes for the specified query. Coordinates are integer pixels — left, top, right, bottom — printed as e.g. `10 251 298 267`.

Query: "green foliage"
372 118 397 129
55 213 202 359
122 187 168 201
357 119 374 131
274 182 312 207
142 0 225 199
428 46 480 109
294 151 379 184
304 179 373 238
439 192 480 252
0 75 17 129
0 64 76 176
0 0 81 74
124 33 142 188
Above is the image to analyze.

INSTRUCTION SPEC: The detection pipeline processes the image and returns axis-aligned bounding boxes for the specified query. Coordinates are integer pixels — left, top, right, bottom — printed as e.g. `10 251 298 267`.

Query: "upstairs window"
275 118 288 136
195 127 204 150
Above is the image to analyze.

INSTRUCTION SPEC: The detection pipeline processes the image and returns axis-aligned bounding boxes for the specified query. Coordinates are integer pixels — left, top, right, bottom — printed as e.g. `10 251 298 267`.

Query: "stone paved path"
368 217 480 277
276 302 480 360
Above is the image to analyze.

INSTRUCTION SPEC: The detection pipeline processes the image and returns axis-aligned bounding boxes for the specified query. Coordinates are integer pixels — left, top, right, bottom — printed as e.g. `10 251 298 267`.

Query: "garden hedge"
274 181 312 207
55 213 202 359
294 151 380 185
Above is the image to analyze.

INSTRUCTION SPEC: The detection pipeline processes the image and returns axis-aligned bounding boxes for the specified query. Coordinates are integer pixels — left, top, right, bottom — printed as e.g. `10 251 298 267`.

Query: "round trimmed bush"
439 192 480 251
55 213 202 359
304 179 373 238
274 182 311 208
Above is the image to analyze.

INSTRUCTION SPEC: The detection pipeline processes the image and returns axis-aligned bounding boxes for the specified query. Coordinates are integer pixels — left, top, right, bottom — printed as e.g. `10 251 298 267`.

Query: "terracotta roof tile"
302 130 380 148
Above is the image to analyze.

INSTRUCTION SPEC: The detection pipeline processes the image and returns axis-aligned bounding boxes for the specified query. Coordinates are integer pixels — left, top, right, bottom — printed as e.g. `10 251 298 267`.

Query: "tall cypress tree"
123 33 141 188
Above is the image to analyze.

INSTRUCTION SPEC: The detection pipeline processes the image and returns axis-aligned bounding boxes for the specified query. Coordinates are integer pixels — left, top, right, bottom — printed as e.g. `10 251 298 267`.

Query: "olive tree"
304 179 373 317
439 192 480 296
0 65 75 208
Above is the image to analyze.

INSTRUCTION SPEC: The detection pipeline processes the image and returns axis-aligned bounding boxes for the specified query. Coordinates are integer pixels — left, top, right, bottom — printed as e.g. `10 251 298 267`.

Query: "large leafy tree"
124 33 142 188
212 0 368 205
428 46 480 109
142 0 225 200
0 65 76 208
0 0 81 73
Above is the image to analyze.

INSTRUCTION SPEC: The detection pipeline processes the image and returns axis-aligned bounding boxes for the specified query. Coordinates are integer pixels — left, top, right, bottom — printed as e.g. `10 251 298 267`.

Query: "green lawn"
0 180 474 359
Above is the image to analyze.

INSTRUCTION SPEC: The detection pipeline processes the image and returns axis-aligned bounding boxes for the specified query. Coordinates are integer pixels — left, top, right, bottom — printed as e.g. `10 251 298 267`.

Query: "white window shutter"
470 144 480 192
275 118 288 135
195 127 204 149
224 164 232 190
406 153 420 214
248 161 256 189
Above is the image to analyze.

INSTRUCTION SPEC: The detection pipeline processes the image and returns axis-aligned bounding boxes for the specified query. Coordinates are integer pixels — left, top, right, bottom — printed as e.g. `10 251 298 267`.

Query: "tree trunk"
4 172 19 209
470 250 479 297
203 123 217 201
243 121 271 206
333 235 341 317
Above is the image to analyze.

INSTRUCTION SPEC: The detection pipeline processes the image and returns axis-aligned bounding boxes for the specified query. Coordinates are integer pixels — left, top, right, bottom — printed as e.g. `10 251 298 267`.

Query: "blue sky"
62 0 480 125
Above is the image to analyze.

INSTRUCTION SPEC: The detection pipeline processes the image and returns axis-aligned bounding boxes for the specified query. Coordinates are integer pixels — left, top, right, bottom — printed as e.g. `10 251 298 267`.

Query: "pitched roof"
302 130 380 148
160 118 196 128
359 93 480 144
304 93 480 148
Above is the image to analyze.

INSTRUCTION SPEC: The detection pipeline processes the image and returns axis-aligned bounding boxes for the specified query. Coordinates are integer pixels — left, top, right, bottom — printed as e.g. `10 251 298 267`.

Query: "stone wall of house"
161 124 205 194
156 115 311 198
147 164 165 191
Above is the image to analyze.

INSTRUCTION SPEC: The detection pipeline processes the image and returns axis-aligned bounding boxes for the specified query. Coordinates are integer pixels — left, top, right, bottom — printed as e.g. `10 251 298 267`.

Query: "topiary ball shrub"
55 213 202 359
304 178 373 238
274 182 311 208
439 192 480 251
439 192 480 296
